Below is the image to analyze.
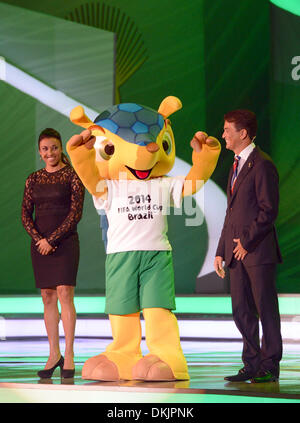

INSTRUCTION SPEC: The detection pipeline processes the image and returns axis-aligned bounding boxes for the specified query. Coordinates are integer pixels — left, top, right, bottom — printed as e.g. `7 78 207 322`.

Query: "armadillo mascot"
66 96 221 381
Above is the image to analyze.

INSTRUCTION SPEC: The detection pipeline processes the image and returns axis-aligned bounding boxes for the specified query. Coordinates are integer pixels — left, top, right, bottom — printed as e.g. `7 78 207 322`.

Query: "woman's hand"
36 238 56 255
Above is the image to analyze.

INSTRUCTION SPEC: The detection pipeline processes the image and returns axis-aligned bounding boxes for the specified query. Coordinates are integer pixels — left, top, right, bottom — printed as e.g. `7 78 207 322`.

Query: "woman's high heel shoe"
37 356 64 379
61 368 75 379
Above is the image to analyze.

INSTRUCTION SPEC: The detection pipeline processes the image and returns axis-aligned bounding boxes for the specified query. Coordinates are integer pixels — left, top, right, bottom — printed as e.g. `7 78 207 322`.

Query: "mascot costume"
66 96 221 381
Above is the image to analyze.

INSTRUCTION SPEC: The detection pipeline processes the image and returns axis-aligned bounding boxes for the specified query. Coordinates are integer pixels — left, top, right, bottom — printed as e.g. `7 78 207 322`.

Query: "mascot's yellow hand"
67 129 96 151
190 131 207 152
190 131 219 152
206 136 220 148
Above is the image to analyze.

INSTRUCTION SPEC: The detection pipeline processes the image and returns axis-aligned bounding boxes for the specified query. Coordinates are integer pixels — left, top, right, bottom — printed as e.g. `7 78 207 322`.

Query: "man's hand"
36 238 56 255
67 129 96 151
214 256 225 279
190 131 219 152
233 238 248 260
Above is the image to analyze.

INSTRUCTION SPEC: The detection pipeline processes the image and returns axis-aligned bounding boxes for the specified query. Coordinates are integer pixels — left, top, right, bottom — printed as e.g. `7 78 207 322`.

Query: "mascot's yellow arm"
66 143 105 197
66 106 107 198
183 139 221 196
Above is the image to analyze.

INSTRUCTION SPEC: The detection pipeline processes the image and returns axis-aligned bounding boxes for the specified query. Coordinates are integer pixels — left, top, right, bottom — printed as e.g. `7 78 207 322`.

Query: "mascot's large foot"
132 354 176 381
82 355 120 381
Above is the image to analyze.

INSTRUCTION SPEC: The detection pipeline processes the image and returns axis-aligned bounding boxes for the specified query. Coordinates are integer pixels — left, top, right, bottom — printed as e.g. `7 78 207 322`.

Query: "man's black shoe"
251 370 278 383
224 368 254 382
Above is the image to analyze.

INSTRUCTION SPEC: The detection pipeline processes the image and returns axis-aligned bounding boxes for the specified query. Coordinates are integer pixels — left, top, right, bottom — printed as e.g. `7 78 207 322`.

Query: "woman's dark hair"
224 109 257 140
38 128 71 166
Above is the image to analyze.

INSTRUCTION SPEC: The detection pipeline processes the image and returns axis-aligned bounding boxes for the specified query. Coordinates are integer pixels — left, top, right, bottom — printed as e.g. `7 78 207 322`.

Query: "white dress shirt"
235 142 255 176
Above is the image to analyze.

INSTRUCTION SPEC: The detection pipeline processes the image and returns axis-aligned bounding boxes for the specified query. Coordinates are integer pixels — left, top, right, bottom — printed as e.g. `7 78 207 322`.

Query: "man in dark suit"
214 109 282 383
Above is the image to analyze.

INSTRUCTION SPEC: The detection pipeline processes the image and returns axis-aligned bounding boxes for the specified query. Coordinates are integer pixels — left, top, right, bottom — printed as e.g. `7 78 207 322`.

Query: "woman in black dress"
22 128 85 378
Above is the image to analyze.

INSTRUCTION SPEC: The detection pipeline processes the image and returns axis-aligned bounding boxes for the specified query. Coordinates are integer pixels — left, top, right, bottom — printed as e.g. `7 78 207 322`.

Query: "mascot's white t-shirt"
93 176 185 254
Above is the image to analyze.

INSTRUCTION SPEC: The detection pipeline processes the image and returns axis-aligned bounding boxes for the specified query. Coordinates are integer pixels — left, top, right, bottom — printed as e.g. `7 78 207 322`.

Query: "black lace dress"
21 166 85 289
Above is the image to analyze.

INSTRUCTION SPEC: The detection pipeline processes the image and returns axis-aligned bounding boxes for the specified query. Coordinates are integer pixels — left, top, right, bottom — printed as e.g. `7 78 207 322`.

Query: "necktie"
231 155 241 194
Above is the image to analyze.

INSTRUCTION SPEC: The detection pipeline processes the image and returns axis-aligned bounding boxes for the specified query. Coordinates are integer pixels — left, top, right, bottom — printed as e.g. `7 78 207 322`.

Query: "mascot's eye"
104 144 115 156
162 132 172 155
163 141 169 151
94 136 115 161
100 142 114 160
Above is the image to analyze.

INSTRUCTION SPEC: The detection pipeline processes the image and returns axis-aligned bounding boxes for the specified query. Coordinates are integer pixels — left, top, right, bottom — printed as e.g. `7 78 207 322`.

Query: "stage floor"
1 338 300 403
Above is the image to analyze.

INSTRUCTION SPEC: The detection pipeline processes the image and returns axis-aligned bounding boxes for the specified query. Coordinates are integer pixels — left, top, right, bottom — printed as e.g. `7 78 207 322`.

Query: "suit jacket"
216 146 282 267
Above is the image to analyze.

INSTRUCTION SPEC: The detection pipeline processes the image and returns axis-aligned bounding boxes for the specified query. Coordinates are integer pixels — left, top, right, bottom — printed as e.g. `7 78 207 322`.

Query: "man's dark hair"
224 109 257 140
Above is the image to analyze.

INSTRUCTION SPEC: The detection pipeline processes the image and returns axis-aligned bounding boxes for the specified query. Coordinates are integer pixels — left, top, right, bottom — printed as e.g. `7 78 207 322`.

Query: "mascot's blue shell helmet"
94 103 165 146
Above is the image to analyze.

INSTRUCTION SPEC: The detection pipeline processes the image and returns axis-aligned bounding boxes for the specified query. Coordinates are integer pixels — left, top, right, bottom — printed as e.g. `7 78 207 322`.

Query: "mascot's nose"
146 142 159 153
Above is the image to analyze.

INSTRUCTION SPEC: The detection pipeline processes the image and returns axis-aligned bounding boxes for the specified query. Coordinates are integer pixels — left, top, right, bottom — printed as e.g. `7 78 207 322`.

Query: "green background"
0 0 298 294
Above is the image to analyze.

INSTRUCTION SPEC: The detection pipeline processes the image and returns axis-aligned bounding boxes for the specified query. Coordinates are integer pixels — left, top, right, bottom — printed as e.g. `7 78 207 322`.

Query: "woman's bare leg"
57 285 76 369
41 288 61 368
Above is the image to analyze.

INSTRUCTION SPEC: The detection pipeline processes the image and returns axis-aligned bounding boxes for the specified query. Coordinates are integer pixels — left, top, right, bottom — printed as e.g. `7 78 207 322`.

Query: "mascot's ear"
70 106 95 129
158 96 182 118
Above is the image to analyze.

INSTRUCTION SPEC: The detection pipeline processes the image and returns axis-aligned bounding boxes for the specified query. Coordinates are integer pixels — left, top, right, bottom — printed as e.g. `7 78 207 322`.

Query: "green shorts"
105 250 176 315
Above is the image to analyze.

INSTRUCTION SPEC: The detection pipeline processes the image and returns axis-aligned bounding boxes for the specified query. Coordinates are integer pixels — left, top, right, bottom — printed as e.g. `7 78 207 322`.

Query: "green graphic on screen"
270 1 300 292
0 2 215 295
